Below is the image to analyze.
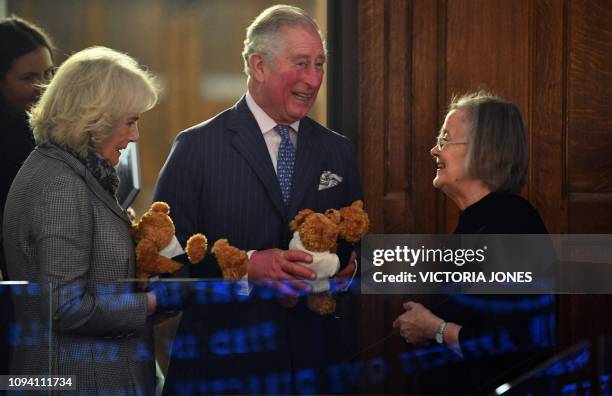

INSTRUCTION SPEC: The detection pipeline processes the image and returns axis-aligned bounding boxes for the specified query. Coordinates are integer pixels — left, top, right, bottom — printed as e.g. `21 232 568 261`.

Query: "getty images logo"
371 245 488 267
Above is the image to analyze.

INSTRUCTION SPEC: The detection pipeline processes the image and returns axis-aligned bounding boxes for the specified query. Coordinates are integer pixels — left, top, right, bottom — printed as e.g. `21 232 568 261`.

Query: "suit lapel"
288 118 323 219
228 98 286 219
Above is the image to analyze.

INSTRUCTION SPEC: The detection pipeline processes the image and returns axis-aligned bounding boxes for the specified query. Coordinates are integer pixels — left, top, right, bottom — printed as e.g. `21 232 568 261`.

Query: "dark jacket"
153 97 364 394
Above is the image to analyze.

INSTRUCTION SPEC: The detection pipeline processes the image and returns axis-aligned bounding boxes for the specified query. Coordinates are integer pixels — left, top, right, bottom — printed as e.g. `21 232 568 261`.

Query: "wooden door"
356 0 612 392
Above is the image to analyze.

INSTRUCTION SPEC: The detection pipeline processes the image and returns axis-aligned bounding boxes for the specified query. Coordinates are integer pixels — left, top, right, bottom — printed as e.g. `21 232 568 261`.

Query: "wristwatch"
435 321 448 344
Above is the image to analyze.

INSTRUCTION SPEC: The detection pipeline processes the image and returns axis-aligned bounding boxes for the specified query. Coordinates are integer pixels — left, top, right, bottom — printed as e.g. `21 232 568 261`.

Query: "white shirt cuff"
159 235 184 258
237 250 256 296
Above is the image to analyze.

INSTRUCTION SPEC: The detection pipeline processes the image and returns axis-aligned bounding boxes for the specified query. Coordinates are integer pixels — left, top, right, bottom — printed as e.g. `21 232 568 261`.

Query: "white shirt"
245 91 299 172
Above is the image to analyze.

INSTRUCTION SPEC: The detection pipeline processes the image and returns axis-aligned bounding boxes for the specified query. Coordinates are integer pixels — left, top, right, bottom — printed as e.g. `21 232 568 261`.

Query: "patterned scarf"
49 142 119 197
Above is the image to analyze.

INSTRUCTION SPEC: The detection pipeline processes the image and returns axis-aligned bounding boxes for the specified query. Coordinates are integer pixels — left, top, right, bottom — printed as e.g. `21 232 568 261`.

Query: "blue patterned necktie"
275 125 295 205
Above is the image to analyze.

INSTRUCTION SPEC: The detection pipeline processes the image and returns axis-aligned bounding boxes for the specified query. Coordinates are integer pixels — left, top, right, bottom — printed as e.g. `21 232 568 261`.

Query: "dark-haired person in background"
0 16 55 279
393 92 555 393
0 16 55 376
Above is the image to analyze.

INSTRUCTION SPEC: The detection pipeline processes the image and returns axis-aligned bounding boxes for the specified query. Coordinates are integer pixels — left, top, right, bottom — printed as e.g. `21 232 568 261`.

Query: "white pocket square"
318 171 343 191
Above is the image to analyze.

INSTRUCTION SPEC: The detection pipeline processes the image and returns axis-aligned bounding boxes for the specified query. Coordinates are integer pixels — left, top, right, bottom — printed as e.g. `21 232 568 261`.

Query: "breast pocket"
313 182 345 211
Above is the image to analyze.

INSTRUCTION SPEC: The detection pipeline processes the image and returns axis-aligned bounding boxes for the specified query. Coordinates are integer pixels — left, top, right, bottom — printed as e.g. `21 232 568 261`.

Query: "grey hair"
449 91 529 193
30 46 158 155
242 4 326 77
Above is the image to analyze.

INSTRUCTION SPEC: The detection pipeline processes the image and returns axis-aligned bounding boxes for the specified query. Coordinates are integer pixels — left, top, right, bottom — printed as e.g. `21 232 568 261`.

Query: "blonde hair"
30 46 158 154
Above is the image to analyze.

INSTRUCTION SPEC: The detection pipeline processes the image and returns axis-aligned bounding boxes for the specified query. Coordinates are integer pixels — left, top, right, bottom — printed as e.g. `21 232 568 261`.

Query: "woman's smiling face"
430 109 472 198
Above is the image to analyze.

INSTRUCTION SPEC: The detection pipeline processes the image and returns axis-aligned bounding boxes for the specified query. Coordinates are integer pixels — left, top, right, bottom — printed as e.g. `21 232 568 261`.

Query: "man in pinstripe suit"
154 5 364 394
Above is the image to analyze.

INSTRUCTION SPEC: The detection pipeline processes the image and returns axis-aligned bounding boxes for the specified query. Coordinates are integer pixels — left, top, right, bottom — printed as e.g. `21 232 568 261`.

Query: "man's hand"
332 251 357 291
249 249 316 297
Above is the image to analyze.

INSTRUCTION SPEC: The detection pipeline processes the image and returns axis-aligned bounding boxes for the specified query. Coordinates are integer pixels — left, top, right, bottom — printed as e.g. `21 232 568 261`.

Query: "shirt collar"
245 91 300 134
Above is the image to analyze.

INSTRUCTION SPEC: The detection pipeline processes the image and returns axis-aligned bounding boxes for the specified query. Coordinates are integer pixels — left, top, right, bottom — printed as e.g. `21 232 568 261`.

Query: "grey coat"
3 144 154 395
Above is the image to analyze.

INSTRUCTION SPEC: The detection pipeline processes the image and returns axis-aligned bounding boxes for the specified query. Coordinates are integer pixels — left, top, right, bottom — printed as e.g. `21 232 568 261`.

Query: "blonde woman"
3 46 158 394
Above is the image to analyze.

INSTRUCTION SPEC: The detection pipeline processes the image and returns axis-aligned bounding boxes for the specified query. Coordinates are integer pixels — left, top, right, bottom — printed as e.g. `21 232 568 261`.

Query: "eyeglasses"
436 134 468 150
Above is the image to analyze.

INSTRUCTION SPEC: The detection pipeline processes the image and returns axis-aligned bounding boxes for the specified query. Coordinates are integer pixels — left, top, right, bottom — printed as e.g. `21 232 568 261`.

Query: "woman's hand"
392 301 443 343
146 291 157 316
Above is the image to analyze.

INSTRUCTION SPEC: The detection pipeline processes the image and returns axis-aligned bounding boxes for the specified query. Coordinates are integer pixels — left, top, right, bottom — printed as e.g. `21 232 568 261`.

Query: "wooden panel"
444 0 531 232
412 0 445 234
445 0 530 105
357 1 447 392
358 0 386 235
565 0 612 234
84 0 108 44
381 4 415 390
567 0 612 193
531 0 568 233
357 1 389 394
385 0 411 195
570 200 612 232
383 0 413 233
547 0 612 349
359 0 436 236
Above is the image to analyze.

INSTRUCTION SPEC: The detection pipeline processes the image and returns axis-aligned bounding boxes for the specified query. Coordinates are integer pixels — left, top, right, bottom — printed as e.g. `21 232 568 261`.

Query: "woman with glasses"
0 17 55 278
0 16 55 377
428 91 542 232
393 91 552 392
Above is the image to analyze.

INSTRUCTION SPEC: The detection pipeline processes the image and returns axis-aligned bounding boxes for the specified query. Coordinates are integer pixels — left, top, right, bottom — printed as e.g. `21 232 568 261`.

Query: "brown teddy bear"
207 200 369 315
209 234 335 312
286 209 341 314
131 201 207 279
286 200 370 315
211 239 249 280
336 200 370 244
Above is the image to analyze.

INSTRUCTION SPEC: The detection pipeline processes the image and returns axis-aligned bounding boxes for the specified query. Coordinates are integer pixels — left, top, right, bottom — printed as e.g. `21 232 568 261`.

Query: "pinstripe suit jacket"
3 145 154 395
153 97 364 392
154 96 363 254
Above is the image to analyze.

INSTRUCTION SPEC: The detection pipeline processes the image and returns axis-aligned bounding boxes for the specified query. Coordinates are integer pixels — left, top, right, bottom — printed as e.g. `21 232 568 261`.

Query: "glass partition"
3 278 612 394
